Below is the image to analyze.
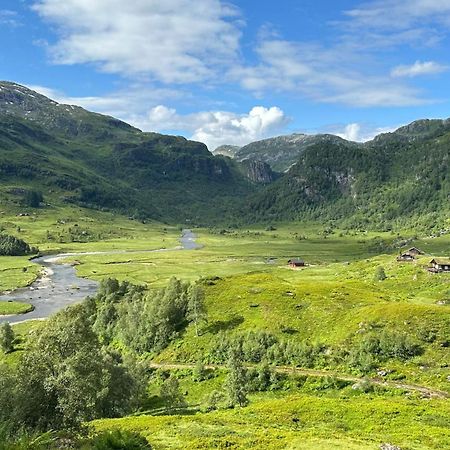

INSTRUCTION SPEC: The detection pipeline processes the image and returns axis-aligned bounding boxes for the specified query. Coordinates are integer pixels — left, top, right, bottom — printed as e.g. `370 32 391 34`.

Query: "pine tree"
0 322 15 354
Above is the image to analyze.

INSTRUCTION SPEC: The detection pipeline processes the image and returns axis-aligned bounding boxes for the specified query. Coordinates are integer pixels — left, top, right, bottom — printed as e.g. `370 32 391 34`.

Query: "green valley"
0 83 449 450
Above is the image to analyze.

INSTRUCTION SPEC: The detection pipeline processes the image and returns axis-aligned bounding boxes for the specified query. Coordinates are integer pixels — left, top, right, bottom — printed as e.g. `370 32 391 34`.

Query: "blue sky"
1 0 450 149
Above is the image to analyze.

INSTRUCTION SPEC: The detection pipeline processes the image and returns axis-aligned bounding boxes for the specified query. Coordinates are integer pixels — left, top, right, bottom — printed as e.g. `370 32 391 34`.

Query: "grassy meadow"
0 209 449 449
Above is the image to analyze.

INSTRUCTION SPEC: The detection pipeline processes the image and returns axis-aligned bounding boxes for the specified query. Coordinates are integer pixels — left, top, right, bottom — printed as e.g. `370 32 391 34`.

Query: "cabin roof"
288 258 304 264
408 247 424 254
430 258 450 265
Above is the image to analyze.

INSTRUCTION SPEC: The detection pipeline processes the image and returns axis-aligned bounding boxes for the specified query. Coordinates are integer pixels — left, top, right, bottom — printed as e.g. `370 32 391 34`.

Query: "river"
0 229 200 324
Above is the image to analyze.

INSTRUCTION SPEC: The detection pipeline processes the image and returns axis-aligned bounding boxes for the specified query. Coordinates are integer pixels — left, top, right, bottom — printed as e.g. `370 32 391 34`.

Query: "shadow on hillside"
205 315 244 333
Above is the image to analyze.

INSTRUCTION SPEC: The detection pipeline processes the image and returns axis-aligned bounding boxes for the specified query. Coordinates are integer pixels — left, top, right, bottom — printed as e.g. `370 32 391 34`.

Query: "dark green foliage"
0 234 36 256
349 331 423 373
160 377 186 412
0 323 14 354
374 266 387 281
210 331 325 368
89 278 206 354
0 83 255 224
225 346 248 407
0 305 144 433
247 361 278 392
192 361 207 382
204 390 225 412
22 190 43 208
0 428 56 450
187 284 206 336
81 430 152 450
246 121 450 231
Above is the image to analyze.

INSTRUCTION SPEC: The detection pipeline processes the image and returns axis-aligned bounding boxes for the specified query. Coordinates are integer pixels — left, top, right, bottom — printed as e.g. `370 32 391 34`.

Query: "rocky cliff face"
233 134 357 172
213 145 241 158
241 159 276 183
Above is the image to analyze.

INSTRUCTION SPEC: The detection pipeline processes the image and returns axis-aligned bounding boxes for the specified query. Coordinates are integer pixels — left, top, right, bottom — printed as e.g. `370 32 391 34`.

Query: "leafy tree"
160 377 186 412
0 234 36 256
23 190 43 208
374 266 387 281
204 390 225 412
0 323 14 354
13 305 141 431
225 346 248 407
187 284 206 336
192 360 207 382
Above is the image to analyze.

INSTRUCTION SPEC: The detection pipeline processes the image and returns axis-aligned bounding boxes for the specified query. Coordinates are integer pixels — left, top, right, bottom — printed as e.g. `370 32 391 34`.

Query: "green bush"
80 430 152 450
0 234 37 256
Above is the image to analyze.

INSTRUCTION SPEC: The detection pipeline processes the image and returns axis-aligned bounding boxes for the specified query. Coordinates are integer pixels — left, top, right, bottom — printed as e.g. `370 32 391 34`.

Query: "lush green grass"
0 300 33 315
1 214 449 449
0 205 180 293
93 391 450 450
63 224 401 286
0 204 180 254
0 256 41 293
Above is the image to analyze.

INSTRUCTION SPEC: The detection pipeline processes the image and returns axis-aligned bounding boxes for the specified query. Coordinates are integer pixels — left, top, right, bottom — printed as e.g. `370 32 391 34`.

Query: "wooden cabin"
407 247 424 256
428 258 450 273
288 258 305 268
397 252 415 262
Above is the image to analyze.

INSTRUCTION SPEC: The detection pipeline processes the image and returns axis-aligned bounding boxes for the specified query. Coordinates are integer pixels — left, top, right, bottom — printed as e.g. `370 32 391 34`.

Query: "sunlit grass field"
93 391 450 450
1 208 449 450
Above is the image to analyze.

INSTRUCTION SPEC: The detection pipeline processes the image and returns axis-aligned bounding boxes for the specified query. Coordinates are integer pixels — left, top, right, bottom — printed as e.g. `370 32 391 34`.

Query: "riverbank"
0 230 199 324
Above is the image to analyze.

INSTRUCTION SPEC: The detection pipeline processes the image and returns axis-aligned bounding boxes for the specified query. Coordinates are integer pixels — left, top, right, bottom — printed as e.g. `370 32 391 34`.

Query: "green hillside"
0 82 255 224
247 120 450 232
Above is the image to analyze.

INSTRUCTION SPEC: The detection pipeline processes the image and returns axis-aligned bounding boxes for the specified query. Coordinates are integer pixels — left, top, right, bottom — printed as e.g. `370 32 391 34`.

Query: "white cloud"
145 105 290 150
230 1 450 107
0 9 20 27
334 122 399 141
32 0 242 83
232 39 428 107
344 0 450 30
27 83 289 149
336 123 362 141
391 60 448 78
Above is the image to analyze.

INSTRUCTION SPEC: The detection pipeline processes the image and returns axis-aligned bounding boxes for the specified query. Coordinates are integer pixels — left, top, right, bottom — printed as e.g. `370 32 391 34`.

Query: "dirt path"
148 362 449 399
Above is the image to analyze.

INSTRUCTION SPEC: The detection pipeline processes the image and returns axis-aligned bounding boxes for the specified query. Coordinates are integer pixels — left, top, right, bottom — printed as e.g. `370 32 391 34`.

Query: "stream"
0 229 200 324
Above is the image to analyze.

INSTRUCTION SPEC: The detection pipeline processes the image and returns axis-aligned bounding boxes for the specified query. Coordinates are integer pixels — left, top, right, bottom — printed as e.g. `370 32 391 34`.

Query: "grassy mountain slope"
247 120 450 231
0 82 255 223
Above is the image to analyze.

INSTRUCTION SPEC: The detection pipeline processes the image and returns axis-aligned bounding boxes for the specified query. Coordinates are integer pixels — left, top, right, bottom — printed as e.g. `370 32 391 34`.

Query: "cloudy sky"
1 0 450 149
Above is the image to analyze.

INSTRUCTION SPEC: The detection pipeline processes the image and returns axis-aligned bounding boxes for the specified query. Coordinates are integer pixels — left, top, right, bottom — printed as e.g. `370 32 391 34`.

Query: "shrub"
22 190 43 208
80 430 152 450
0 234 37 256
0 323 15 354
374 266 387 281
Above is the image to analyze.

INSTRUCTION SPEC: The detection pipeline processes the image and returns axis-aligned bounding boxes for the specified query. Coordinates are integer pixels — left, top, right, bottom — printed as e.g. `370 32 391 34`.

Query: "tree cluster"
89 277 206 354
0 304 145 433
0 234 37 256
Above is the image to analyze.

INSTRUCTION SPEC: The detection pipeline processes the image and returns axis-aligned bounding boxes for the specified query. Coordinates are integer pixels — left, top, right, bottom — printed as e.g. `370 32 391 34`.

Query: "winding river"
0 229 200 324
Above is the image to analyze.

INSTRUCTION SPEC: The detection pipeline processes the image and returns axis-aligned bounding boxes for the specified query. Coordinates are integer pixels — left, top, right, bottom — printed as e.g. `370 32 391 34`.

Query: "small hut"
428 258 450 273
397 251 415 262
288 258 305 268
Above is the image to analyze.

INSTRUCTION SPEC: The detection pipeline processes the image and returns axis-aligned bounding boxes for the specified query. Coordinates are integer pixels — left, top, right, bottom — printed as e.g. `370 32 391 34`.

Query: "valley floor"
0 206 449 449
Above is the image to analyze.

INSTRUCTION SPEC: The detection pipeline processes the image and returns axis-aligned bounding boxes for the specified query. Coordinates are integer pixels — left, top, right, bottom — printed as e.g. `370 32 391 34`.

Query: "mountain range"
1 81 449 230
